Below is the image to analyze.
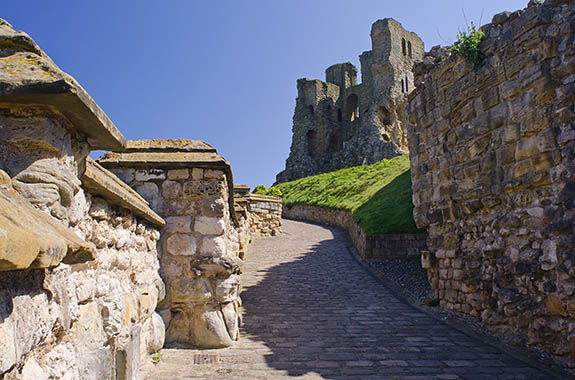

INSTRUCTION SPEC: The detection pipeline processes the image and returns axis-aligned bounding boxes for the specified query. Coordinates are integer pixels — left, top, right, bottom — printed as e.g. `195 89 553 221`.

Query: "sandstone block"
162 180 182 200
200 236 227 257
164 216 192 235
170 277 212 303
167 169 189 180
166 233 196 256
190 305 233 348
194 216 225 235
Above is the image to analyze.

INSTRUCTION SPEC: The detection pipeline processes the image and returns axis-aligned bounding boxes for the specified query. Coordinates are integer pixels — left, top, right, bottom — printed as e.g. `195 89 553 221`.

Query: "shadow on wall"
353 170 423 235
240 224 551 379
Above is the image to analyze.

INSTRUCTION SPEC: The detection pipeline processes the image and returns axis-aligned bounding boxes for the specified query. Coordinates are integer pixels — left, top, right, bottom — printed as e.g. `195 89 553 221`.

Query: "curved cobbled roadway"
144 219 561 380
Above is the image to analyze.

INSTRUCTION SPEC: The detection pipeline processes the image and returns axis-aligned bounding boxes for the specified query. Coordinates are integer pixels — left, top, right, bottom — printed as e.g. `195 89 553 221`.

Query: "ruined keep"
406 0 575 362
276 18 424 183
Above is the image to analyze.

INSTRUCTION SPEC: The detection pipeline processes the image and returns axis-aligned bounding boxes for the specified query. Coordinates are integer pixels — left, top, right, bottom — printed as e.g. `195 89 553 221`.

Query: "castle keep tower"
276 18 423 183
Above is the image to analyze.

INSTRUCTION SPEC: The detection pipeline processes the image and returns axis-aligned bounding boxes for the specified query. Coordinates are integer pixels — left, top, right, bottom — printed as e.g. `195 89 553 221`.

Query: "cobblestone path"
144 219 561 380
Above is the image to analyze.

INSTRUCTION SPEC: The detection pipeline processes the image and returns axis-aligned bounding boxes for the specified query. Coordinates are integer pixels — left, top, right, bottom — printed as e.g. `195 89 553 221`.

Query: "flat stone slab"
0 180 96 270
81 158 165 226
0 19 126 151
143 220 561 380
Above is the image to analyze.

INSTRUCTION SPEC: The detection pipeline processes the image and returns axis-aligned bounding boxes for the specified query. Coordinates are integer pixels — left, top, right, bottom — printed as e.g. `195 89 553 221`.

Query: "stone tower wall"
276 18 424 184
406 0 575 360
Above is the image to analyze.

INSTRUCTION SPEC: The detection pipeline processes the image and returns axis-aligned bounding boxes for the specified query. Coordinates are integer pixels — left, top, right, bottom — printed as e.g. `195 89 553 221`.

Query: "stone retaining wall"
244 194 282 237
283 204 426 259
406 0 575 361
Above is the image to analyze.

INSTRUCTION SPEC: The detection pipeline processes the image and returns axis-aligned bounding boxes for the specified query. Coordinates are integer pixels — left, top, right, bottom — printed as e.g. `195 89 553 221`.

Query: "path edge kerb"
292 218 570 380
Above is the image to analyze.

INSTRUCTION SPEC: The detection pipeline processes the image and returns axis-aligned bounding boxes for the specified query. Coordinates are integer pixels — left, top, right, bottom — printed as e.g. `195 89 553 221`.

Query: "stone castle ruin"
0 0 574 377
276 18 424 183
0 18 281 379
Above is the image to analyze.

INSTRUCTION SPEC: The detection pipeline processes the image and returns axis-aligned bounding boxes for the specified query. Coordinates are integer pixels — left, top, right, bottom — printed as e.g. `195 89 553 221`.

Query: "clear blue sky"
3 0 526 188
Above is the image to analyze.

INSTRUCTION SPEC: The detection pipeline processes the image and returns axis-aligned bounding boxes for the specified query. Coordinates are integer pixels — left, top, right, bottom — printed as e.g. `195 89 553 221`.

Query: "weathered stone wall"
244 194 282 237
283 204 426 259
99 140 243 349
406 0 575 361
0 19 165 379
276 19 424 184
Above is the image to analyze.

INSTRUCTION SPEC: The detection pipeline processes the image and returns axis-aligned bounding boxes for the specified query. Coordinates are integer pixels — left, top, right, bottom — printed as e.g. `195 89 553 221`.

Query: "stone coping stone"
0 173 96 270
81 158 165 226
244 193 282 203
0 19 126 151
98 139 239 227
124 139 216 153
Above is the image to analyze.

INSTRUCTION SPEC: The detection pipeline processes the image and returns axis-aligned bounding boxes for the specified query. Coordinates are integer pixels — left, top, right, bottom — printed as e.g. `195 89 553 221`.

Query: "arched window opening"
307 130 317 157
337 108 342 122
401 38 406 56
308 105 314 115
327 134 340 154
378 106 392 126
405 76 409 92
344 94 359 122
382 133 391 142
408 41 412 58
401 79 405 93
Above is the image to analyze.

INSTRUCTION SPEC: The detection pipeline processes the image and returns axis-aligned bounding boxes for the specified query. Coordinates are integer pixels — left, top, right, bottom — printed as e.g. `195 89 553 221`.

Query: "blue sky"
2 0 527 188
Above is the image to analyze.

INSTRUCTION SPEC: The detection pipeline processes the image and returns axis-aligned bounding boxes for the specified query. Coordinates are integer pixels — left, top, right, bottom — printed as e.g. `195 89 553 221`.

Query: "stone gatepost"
99 140 243 348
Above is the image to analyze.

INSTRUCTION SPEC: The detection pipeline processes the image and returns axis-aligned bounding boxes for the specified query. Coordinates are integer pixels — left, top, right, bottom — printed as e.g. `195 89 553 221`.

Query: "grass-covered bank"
276 155 422 235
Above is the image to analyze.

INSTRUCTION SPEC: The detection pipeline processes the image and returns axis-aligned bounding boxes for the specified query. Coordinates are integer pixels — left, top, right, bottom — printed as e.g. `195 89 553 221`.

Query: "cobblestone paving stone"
144 219 561 380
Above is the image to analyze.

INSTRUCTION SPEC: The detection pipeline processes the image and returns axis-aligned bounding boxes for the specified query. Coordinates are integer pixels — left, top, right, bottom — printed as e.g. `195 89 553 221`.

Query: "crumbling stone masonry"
406 0 575 361
0 18 166 380
99 140 244 349
276 18 424 183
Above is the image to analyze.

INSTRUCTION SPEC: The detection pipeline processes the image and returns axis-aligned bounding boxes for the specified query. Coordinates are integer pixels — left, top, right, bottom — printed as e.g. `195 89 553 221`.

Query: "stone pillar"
99 139 243 348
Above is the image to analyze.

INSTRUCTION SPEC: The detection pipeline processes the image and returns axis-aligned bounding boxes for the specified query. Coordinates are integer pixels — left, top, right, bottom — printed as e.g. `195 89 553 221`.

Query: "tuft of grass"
152 351 162 365
276 155 423 235
451 22 485 69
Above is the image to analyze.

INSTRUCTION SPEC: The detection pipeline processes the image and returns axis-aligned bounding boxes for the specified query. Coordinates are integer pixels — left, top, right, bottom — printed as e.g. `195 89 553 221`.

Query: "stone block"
116 326 141 380
170 277 212 303
135 169 165 182
166 233 196 256
190 305 233 348
194 216 225 235
167 169 190 180
200 236 227 257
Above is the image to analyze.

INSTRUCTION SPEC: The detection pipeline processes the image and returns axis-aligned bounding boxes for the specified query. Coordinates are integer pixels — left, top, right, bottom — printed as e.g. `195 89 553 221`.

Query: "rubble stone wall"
283 204 426 259
245 194 283 237
406 0 575 360
0 111 164 379
104 159 243 349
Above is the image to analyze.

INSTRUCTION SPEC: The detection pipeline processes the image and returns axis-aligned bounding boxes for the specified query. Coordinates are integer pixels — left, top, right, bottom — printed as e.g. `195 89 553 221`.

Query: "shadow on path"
240 221 559 380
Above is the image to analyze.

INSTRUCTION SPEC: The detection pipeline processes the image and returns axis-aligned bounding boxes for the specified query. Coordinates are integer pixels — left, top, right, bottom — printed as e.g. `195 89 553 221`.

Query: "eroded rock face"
276 18 424 184
99 140 244 349
406 1 575 361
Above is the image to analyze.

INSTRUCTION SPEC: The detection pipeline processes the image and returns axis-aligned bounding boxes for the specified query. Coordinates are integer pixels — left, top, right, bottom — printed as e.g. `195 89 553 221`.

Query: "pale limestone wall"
108 165 243 348
0 169 164 380
406 0 575 361
245 194 282 237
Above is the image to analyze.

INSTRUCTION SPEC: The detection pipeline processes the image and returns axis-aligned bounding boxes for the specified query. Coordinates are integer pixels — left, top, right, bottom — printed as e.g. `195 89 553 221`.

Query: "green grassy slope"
276 155 422 235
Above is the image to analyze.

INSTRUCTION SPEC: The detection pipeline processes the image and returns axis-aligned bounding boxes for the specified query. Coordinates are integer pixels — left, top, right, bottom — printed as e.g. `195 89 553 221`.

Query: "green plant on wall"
451 22 485 69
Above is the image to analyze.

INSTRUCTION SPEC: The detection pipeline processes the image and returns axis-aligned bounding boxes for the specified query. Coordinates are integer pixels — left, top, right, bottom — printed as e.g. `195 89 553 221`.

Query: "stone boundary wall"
99 140 244 349
244 194 282 237
282 204 426 259
406 0 574 362
0 19 166 380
